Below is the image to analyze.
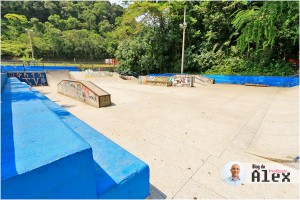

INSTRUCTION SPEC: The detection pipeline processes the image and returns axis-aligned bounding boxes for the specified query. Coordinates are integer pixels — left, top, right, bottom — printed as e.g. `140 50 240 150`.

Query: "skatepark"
1 0 299 198
38 71 299 198
1 68 299 198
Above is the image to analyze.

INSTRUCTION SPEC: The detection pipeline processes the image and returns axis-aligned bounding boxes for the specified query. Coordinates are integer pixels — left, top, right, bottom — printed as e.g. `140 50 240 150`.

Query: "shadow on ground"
150 184 166 199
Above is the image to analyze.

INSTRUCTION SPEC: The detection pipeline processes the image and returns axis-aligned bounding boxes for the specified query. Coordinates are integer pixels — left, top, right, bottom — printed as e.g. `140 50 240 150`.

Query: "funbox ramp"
58 80 111 108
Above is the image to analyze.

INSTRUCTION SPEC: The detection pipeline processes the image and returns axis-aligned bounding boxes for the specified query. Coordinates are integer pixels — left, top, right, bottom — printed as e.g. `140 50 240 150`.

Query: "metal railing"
1 60 117 67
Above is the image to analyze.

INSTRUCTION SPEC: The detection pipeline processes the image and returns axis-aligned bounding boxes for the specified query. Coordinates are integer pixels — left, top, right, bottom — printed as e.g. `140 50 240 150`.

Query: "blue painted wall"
1 77 150 198
33 88 150 199
7 72 48 86
203 74 299 87
1 65 79 72
1 73 7 91
1 78 97 198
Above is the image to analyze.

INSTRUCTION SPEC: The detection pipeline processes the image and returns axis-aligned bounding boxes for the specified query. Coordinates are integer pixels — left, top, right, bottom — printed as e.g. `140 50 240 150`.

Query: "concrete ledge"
172 75 195 87
2 150 96 198
33 88 150 198
1 78 97 198
1 73 7 91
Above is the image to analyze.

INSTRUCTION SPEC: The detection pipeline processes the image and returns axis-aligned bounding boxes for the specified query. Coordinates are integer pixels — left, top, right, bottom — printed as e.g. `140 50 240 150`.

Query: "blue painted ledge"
1 78 97 198
1 78 150 198
202 74 299 87
1 73 7 91
32 87 150 198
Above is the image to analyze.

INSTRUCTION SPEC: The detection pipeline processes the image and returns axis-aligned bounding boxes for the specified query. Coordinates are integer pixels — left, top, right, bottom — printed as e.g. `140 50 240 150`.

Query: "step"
32 87 150 198
1 78 97 198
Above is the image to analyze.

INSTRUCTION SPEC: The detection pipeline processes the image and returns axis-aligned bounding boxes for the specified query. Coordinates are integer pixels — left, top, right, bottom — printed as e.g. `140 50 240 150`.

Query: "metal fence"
1 60 117 72
1 60 117 67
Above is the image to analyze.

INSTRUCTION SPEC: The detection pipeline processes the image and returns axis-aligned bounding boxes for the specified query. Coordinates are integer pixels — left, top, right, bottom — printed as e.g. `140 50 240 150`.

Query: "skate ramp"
246 87 299 162
57 80 111 108
70 71 86 80
45 70 70 87
70 71 116 80
70 71 136 83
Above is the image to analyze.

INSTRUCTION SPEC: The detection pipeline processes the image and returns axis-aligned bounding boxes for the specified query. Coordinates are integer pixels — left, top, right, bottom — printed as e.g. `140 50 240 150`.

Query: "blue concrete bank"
1 77 150 198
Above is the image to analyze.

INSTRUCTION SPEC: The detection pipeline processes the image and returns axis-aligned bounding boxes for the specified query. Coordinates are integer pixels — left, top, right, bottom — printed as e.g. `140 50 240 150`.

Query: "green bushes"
206 58 295 76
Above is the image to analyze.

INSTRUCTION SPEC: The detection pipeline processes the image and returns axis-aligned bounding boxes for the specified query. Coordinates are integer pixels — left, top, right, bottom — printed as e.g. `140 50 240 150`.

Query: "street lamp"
180 5 187 74
25 29 34 61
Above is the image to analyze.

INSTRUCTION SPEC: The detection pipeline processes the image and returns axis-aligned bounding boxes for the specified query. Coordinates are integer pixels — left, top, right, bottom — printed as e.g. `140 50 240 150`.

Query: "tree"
230 1 299 75
1 0 298 76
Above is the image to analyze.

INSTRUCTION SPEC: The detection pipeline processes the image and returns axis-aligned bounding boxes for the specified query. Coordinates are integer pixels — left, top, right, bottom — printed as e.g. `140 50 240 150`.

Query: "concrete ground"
36 72 299 199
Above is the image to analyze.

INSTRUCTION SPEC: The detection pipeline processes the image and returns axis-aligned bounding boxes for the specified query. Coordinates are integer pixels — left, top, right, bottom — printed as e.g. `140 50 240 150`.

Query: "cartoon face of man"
230 164 240 179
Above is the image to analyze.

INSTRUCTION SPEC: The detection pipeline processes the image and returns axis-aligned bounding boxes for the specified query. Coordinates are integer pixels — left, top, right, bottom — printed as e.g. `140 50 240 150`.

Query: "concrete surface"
36 72 299 199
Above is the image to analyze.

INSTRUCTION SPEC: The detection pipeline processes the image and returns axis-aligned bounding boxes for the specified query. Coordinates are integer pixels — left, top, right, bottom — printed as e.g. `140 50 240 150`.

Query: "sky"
109 0 124 6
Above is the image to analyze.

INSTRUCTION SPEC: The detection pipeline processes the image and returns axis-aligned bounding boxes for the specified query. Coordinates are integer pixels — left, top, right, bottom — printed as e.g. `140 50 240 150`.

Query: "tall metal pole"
181 6 187 74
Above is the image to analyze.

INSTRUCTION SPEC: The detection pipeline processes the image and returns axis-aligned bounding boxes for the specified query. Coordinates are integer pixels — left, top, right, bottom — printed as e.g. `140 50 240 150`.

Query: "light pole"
25 29 34 61
180 5 187 74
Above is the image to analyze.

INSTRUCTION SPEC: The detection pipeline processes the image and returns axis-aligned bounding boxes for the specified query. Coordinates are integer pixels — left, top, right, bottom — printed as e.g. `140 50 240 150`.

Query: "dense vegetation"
1 1 299 75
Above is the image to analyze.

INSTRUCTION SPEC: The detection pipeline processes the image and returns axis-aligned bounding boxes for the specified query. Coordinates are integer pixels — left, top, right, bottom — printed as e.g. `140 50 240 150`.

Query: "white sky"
109 0 124 6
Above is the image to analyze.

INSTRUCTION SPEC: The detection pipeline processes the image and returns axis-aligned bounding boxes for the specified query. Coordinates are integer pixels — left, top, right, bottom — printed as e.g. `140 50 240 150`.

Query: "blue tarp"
1 65 79 72
203 74 299 87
